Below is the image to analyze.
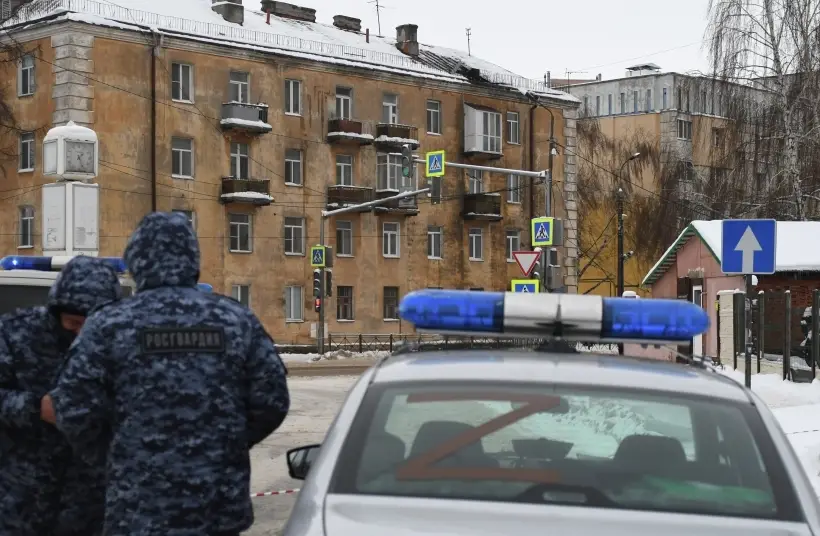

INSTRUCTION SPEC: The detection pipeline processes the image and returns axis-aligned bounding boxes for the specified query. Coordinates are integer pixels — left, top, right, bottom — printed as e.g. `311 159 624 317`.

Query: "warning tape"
250 488 301 498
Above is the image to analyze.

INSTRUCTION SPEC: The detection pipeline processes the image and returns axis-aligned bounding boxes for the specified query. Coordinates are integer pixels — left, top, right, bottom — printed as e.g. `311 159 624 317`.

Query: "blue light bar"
197 283 213 292
0 255 128 274
398 290 709 343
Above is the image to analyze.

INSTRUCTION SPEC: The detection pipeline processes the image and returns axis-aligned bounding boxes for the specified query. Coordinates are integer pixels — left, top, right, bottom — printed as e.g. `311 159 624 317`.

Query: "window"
607 94 612 115
336 154 353 186
677 87 683 109
507 111 520 144
19 206 33 248
18 132 34 171
427 100 441 134
171 137 193 178
284 286 303 321
18 55 34 97
284 79 301 115
337 286 354 320
231 285 250 306
677 119 693 140
383 222 400 258
284 217 305 255
230 142 249 179
427 225 442 259
481 111 502 153
171 63 193 102
507 174 521 203
382 94 398 124
469 228 483 261
229 71 249 103
685 90 691 112
662 87 668 109
595 95 601 116
619 93 625 113
645 89 652 111
228 213 252 252
336 220 353 256
335 87 352 119
468 170 484 194
583 96 588 114
383 287 399 320
285 149 302 186
505 229 520 261
172 209 195 230
1 0 11 20
377 153 401 190
713 128 725 149
701 90 708 113
632 91 638 113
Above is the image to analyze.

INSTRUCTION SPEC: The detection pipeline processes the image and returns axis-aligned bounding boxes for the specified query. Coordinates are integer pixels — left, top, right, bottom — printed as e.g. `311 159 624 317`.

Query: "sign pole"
744 274 753 388
318 218 326 355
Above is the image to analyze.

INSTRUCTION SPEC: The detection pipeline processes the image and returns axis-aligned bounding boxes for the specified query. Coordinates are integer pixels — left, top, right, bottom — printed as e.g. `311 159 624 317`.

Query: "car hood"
324 495 809 536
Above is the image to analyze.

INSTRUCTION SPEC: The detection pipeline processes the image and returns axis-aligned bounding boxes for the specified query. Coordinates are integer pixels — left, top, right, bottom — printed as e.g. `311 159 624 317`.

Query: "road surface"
242 375 359 535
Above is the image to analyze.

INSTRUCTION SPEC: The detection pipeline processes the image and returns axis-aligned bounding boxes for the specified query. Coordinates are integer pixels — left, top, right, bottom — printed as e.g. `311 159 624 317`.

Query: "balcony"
220 177 274 206
327 117 374 146
220 102 272 134
462 192 502 221
373 189 419 216
374 123 419 150
326 185 374 210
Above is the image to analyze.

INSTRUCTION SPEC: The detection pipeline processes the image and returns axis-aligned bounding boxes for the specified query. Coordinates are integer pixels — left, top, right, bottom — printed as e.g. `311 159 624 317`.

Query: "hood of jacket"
47 256 122 316
124 211 200 291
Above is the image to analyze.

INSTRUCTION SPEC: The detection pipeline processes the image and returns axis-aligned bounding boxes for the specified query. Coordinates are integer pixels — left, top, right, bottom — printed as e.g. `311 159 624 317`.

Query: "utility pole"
368 0 383 35
616 152 640 355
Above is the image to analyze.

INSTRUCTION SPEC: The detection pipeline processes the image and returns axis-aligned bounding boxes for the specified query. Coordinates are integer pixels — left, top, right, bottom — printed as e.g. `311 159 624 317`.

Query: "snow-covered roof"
7 0 578 104
642 220 820 286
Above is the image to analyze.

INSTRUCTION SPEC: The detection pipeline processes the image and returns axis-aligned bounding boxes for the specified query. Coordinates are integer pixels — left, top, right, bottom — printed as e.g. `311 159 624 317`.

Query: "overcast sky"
298 0 714 81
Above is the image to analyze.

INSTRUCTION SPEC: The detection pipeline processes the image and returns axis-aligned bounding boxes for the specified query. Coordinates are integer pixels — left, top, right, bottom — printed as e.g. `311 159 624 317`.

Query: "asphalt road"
242 375 359 535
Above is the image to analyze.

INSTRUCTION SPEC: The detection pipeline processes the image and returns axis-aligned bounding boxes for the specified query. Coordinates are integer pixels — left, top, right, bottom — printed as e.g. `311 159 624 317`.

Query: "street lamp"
617 152 641 355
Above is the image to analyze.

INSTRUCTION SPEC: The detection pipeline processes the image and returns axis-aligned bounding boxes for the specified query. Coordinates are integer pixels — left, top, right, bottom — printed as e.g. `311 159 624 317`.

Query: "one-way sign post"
721 219 777 388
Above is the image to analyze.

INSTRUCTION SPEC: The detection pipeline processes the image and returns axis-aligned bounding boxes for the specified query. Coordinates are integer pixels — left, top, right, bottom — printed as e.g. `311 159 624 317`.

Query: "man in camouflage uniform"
0 256 121 536
49 212 291 536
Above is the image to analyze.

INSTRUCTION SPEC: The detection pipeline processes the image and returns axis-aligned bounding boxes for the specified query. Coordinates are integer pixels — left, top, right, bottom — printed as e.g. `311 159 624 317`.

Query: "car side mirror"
287 444 321 480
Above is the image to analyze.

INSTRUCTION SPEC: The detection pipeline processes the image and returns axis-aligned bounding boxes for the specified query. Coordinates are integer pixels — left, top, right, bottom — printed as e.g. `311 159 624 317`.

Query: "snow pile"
327 132 374 141
219 192 274 201
280 349 389 363
219 118 273 131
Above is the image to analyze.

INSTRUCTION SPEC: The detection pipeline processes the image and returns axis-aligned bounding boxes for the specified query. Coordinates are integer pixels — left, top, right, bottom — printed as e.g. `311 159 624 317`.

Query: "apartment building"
0 0 579 343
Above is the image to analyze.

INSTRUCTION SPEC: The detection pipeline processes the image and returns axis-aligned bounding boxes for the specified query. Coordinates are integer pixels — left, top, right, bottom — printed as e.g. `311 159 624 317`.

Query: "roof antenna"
465 27 472 56
367 0 383 36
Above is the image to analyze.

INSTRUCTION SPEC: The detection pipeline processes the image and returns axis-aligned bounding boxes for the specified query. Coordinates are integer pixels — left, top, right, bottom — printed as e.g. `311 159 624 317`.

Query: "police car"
0 255 213 315
282 290 820 536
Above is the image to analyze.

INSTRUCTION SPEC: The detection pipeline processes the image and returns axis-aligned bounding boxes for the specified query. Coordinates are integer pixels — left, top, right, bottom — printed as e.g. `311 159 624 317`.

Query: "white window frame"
377 153 401 190
382 93 398 124
171 137 194 179
426 100 441 134
18 54 34 97
284 286 304 322
285 79 301 115
506 111 520 144
337 286 355 321
505 229 520 262
335 154 353 186
468 170 484 194
427 225 442 259
18 131 34 172
335 87 352 119
231 284 250 306
171 63 193 103
507 174 521 203
336 220 353 256
284 149 303 186
229 71 250 103
677 119 693 140
468 228 483 261
481 111 502 153
230 142 249 179
172 209 196 230
382 222 400 258
19 205 33 248
284 216 305 255
383 286 400 320
228 213 252 253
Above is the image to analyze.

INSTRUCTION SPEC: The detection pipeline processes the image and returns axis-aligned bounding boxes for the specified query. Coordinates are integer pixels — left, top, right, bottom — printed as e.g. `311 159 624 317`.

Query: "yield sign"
513 250 541 277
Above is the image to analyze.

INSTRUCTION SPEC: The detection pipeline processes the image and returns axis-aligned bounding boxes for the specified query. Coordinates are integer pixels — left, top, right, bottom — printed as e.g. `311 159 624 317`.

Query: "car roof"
370 350 750 403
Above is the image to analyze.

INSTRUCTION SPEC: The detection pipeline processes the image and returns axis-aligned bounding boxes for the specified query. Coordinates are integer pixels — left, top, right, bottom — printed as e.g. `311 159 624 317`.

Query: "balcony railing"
373 189 419 215
327 117 374 145
462 192 502 220
220 102 271 134
374 123 420 149
220 177 273 206
326 185 374 209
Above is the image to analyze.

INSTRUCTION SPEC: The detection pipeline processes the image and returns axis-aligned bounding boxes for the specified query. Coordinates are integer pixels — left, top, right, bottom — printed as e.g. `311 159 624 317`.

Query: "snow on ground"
280 349 389 363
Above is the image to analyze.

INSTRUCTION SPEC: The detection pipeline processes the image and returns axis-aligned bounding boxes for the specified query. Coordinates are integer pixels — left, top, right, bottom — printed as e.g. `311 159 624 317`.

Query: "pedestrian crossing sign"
511 279 539 293
310 245 326 267
531 217 554 247
425 150 445 178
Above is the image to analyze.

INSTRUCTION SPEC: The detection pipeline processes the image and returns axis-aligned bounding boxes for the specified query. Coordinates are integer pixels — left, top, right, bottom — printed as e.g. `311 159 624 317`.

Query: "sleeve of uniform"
49 314 111 452
0 323 40 428
245 316 290 447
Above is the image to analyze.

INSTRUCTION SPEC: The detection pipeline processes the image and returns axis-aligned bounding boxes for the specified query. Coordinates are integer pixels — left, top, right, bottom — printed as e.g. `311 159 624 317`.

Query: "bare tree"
706 0 820 219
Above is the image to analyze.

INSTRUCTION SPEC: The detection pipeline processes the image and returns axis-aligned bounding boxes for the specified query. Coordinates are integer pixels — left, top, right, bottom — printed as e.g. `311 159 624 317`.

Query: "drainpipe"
528 103 537 229
150 30 158 212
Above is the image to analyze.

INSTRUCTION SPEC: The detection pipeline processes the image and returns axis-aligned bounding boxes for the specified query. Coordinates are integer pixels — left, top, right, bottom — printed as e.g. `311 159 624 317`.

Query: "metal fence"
326 333 551 353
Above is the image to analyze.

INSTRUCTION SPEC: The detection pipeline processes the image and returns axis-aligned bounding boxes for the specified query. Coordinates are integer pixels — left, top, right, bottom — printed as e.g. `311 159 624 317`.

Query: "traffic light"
313 269 322 297
314 298 321 312
401 144 412 178
325 270 333 297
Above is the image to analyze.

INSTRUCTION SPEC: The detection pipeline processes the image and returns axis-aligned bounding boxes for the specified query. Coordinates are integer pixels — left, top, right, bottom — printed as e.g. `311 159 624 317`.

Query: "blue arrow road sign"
721 219 777 275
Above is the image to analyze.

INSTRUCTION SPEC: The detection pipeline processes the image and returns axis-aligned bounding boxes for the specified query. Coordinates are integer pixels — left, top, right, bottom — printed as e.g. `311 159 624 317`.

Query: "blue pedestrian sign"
531 217 554 247
310 245 326 268
511 279 539 293
721 219 777 275
425 150 445 178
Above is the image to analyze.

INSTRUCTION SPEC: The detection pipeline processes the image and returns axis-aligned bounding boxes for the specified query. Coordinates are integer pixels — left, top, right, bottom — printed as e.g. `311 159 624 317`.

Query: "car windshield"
331 381 800 521
0 283 133 316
